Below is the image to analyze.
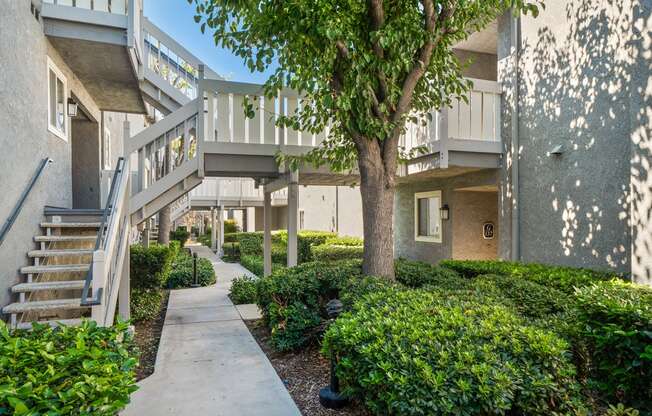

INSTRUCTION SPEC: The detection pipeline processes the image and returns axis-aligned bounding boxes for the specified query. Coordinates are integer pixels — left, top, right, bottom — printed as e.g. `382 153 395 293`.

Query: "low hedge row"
324 236 363 246
323 289 585 416
222 242 240 262
236 230 338 263
0 320 138 415
240 255 284 278
311 244 363 262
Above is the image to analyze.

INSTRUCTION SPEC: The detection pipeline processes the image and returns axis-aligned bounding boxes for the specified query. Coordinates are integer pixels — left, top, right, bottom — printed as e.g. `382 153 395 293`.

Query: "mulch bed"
245 319 370 416
133 290 170 381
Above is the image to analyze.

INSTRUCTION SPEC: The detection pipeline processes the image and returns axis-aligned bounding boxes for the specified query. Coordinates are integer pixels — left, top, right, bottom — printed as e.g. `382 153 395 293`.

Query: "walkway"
122 244 301 416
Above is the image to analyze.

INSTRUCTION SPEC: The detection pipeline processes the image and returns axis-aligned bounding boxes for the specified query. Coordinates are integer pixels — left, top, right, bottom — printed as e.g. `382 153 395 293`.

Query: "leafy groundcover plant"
0 320 138 415
323 288 586 416
229 275 258 304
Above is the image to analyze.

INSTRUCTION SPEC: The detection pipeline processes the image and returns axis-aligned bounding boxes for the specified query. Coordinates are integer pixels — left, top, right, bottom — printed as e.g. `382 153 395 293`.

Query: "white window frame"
414 190 443 243
47 57 68 141
103 127 112 169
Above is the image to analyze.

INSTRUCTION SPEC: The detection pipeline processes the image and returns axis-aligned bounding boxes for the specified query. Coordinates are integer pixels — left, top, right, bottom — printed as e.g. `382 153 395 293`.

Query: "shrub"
574 280 652 409
237 232 264 256
256 260 363 350
224 219 240 233
240 255 284 278
169 227 190 247
130 244 175 290
395 258 465 289
0 320 138 415
222 242 240 262
312 244 363 261
297 231 337 262
197 233 211 248
166 253 216 288
440 259 615 294
229 275 258 304
324 236 363 246
323 289 585 416
130 288 164 322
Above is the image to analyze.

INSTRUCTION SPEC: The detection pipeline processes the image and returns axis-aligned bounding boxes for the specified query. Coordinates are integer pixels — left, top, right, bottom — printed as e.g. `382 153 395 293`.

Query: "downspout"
510 13 521 261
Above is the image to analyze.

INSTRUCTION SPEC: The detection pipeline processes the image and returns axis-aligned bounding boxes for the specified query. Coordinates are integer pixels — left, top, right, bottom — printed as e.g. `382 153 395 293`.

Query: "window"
414 190 442 242
103 128 112 169
47 57 67 140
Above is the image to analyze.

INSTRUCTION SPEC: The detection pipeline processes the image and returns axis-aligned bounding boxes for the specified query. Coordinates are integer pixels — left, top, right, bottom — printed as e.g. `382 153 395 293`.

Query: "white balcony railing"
190 178 287 205
42 0 128 15
400 78 501 155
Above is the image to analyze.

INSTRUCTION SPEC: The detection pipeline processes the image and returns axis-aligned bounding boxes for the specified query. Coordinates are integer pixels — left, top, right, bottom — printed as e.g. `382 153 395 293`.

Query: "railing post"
263 188 272 276
91 250 105 325
118 181 131 322
197 64 206 177
287 170 299 267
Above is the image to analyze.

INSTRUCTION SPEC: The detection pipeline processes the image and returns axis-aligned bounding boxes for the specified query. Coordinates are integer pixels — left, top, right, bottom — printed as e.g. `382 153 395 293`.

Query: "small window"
103 127 112 169
47 57 67 140
414 190 442 242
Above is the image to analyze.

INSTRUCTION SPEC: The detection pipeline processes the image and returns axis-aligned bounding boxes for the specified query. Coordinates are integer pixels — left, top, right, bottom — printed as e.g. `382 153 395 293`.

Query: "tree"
191 0 541 279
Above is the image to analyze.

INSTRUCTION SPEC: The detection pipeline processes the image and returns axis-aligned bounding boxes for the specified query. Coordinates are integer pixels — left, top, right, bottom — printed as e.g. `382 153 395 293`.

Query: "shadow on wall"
514 0 651 282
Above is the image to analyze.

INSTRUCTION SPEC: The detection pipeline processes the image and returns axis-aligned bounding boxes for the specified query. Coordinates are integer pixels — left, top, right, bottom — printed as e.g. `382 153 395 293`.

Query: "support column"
287 170 299 267
211 208 217 251
263 189 272 276
218 206 225 254
118 246 130 321
142 225 150 248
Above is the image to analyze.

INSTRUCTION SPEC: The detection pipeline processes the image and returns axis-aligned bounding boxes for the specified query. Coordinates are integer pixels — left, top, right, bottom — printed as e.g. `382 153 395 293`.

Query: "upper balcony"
40 0 145 113
398 78 502 181
189 178 288 209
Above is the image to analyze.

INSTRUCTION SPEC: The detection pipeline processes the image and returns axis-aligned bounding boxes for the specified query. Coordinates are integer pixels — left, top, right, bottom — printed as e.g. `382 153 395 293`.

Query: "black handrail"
0 158 52 248
80 157 125 307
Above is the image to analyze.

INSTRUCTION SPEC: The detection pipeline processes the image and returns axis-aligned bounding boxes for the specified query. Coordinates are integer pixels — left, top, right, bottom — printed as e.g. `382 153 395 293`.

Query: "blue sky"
143 0 274 83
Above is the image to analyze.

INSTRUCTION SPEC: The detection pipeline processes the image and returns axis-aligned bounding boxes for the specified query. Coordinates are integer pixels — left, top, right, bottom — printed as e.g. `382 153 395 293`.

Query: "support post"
263 189 272 276
118 244 130 321
197 64 206 177
211 208 217 251
91 251 105 325
142 226 150 248
218 206 225 254
287 170 299 267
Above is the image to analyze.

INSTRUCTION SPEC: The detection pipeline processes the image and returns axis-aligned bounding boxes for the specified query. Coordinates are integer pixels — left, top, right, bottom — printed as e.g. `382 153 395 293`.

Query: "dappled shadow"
510 0 651 283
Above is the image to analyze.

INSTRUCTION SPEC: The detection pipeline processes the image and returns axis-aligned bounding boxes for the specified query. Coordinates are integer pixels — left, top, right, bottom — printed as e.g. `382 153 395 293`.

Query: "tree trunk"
158 206 171 245
357 141 396 280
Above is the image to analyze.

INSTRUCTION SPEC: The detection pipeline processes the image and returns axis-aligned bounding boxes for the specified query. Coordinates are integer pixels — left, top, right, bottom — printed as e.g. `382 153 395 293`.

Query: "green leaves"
0 320 137 415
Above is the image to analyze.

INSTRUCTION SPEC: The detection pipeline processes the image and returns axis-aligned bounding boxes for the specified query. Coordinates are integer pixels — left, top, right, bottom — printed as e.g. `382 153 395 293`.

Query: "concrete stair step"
21 264 90 274
40 222 101 228
2 298 87 314
16 318 83 330
12 280 85 293
28 249 94 258
34 235 96 242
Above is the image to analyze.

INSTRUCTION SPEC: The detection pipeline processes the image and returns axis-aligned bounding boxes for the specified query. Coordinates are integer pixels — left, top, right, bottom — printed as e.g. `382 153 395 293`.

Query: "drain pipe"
510 12 521 261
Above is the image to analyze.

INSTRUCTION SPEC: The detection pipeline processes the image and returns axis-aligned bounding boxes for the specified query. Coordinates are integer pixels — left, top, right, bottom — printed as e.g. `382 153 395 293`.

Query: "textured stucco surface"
451 191 498 260
498 0 647 280
454 49 497 81
394 170 499 264
0 1 102 309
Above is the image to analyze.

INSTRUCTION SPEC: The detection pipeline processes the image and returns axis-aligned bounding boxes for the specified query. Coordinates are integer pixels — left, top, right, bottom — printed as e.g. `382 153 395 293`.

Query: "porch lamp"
67 98 78 117
440 204 450 221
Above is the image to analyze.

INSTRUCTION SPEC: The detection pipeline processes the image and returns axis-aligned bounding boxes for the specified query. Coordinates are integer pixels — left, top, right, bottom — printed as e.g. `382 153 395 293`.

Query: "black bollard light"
319 298 349 409
190 252 200 287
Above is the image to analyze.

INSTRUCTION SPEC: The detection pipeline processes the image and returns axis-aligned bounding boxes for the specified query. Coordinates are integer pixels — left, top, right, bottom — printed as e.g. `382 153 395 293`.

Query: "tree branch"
368 0 390 107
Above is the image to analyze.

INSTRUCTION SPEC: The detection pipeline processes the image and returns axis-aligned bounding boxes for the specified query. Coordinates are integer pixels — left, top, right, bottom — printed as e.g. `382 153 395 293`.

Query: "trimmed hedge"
324 236 363 246
130 288 164 322
222 242 240 262
229 275 258 304
240 255 284 278
224 219 240 234
169 227 190 247
395 258 465 289
167 252 216 288
440 259 615 294
574 280 652 409
256 260 363 351
130 244 175 290
236 230 337 263
323 289 585 416
311 244 363 262
0 320 138 415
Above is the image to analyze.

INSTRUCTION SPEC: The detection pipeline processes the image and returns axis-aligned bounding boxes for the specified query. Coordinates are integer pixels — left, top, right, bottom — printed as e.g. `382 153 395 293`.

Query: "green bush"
311 244 363 261
222 242 240 262
197 233 211 248
130 244 175 290
256 260 363 351
324 236 363 246
130 288 164 322
0 320 138 415
440 259 615 294
237 232 264 256
323 289 585 416
229 275 258 304
297 231 337 262
240 255 284 278
224 219 240 234
169 227 190 247
395 258 465 289
574 280 652 409
166 253 216 288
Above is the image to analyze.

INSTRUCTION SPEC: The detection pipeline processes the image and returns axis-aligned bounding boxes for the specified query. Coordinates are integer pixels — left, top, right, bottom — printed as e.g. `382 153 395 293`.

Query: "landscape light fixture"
67 98 78 117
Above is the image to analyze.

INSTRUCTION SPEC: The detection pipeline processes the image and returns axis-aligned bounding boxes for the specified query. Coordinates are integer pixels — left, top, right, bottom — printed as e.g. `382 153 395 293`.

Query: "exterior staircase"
3 216 101 329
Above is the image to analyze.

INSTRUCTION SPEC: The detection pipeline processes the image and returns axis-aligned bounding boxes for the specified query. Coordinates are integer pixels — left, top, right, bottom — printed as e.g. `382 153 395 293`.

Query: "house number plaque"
483 222 495 240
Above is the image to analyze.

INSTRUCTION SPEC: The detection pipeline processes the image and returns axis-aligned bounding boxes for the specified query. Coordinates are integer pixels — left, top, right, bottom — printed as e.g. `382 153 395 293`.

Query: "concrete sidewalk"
122 244 301 416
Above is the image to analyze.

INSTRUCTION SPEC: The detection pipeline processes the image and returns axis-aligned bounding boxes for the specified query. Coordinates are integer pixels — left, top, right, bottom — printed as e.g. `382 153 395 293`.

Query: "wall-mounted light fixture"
67 98 78 117
440 204 450 221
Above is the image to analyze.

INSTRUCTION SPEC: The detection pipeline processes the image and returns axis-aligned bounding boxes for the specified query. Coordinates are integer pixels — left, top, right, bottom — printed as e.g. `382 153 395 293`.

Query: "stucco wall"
498 0 645 279
451 191 498 260
454 49 497 81
394 170 499 264
0 1 103 309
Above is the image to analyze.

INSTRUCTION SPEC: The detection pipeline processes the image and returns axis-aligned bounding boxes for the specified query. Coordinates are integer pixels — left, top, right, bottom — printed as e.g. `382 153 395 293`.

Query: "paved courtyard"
122 245 300 416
